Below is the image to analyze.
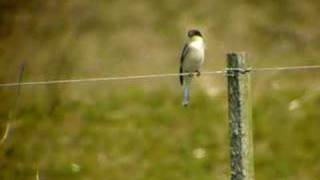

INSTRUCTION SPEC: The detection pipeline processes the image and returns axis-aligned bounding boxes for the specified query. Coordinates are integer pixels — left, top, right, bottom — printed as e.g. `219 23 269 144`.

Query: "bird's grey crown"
187 29 202 38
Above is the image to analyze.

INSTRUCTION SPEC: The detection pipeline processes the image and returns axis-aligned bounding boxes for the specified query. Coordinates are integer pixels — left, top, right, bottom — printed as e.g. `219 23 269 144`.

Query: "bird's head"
187 29 203 38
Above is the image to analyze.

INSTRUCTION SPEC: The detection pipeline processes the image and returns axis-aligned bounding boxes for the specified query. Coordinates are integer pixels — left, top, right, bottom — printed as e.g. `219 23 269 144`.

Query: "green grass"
0 82 320 179
1 1 320 179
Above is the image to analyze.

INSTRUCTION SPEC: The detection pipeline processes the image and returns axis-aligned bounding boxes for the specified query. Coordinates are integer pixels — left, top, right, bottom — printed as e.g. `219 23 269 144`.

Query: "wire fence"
0 65 320 87
1 61 320 178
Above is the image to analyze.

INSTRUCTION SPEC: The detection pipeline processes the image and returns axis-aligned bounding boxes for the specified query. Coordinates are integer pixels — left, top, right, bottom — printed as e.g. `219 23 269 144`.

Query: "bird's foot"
196 71 201 77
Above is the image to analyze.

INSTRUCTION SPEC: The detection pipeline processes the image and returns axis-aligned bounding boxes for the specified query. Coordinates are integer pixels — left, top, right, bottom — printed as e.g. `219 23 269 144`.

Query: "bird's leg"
196 70 201 77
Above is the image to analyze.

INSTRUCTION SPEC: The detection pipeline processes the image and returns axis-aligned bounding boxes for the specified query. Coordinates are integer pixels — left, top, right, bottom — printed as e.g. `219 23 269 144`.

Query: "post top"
227 52 247 68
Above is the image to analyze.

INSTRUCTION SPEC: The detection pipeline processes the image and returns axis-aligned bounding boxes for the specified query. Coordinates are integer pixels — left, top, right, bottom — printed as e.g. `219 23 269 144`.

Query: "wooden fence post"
227 53 254 180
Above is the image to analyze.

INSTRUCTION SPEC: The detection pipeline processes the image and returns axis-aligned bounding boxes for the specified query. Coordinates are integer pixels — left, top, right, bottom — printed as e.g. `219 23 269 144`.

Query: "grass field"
1 1 320 179
1 73 320 179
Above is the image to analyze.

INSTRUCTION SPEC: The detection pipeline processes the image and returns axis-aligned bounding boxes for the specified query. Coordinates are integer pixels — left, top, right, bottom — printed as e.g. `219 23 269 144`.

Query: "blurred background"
0 0 320 179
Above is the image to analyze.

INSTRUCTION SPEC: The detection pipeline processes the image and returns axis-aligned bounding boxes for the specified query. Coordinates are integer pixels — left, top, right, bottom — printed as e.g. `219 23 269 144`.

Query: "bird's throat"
190 36 203 42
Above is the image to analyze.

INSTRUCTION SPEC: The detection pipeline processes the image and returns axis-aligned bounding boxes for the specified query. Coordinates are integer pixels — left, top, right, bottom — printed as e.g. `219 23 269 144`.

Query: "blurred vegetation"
0 0 320 179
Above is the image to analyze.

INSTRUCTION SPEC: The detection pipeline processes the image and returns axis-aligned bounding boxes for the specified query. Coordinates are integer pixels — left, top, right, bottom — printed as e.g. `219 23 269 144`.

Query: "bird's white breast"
183 40 205 72
190 40 205 51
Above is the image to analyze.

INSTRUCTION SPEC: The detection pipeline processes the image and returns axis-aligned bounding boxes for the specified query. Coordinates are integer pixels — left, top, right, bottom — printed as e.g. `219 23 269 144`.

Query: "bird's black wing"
179 44 189 85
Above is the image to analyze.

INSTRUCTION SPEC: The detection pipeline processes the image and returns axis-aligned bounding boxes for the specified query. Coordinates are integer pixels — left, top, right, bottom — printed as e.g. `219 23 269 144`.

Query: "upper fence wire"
0 65 320 87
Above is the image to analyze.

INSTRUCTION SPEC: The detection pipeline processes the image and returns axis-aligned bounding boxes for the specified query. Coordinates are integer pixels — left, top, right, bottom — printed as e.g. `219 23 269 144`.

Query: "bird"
179 29 205 107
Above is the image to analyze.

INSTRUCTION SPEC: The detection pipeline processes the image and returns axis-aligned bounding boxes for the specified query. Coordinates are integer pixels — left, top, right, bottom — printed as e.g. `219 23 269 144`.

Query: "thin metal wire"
251 65 320 72
0 71 225 87
0 65 320 87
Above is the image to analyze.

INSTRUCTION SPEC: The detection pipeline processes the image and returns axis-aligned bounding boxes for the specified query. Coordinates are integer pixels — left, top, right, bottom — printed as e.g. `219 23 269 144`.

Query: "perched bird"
179 29 205 107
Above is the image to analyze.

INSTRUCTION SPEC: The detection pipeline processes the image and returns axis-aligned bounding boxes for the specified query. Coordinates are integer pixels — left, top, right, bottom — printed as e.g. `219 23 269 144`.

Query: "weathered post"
227 53 254 180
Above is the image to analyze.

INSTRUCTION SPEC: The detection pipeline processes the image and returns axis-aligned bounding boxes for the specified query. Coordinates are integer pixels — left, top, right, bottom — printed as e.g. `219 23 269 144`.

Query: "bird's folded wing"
179 44 190 85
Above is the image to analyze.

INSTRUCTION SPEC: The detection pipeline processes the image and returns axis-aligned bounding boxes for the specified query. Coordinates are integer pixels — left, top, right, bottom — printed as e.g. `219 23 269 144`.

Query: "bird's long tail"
182 77 192 107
